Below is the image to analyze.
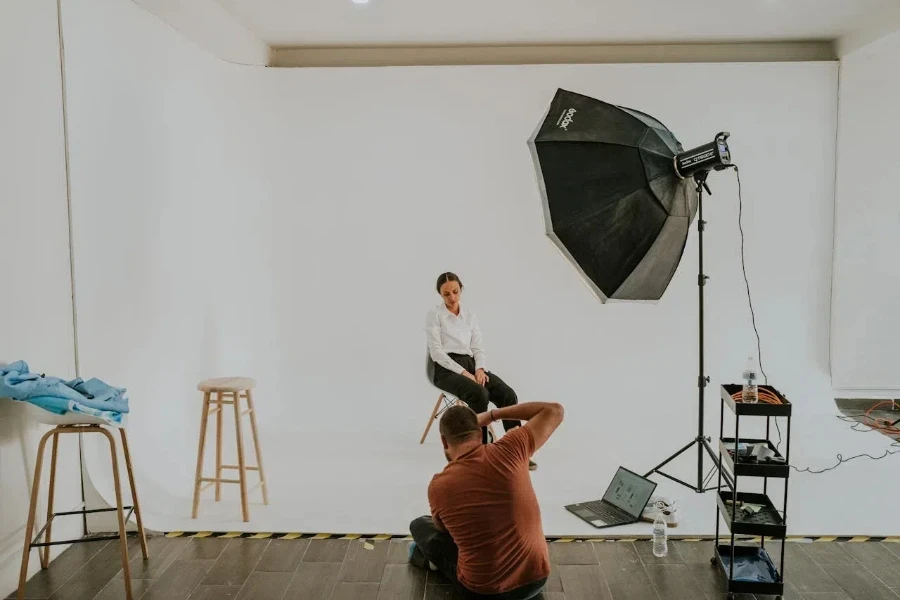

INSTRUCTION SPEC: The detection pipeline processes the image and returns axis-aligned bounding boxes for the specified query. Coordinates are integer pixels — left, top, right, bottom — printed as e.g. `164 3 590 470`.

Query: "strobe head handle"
674 132 731 179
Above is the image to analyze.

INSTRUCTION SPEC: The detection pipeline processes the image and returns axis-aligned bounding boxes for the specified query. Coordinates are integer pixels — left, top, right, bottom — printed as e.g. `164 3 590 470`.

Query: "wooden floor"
10 536 900 599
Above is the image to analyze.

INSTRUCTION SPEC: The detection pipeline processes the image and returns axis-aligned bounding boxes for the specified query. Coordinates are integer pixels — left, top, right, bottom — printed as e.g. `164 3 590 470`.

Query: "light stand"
644 170 721 493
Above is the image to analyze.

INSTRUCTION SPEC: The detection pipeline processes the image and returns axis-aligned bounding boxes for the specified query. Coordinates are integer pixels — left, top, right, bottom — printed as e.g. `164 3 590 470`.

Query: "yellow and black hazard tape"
163 532 900 543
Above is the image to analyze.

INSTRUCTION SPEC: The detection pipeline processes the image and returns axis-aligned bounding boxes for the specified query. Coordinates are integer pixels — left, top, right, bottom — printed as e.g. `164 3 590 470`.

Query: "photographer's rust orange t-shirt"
428 427 550 595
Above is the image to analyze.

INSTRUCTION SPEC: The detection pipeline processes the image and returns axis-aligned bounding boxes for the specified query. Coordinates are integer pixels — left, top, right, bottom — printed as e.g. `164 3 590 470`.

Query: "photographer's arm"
477 402 564 452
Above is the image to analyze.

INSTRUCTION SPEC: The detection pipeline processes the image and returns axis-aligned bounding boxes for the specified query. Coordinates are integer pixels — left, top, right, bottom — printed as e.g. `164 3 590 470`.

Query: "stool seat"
197 377 256 393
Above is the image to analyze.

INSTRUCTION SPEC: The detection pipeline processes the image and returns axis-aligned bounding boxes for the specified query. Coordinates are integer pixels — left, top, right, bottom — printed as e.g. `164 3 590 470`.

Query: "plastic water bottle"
742 356 759 404
652 512 668 557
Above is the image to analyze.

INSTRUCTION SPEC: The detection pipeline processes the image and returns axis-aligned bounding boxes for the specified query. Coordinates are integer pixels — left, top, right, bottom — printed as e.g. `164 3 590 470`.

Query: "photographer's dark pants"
410 516 547 600
432 353 520 443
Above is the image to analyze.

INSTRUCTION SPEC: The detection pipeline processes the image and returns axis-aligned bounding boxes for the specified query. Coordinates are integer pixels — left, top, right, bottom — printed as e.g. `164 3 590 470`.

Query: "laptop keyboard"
582 500 633 523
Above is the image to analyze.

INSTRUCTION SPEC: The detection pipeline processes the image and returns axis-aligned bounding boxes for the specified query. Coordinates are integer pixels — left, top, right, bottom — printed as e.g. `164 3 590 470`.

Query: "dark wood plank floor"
9 536 900 600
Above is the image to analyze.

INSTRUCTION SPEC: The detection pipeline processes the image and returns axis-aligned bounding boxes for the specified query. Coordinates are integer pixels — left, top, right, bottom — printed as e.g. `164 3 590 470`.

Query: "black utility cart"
712 384 792 600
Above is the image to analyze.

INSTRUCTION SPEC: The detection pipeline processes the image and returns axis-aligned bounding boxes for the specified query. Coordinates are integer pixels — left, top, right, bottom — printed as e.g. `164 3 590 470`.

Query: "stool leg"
18 429 54 600
233 392 250 522
420 394 444 444
119 429 149 559
245 390 268 505
215 392 223 502
99 428 132 600
40 431 60 569
192 392 211 519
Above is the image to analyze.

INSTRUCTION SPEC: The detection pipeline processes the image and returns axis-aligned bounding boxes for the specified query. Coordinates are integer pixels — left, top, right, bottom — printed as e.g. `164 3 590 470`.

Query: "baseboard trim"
271 41 836 68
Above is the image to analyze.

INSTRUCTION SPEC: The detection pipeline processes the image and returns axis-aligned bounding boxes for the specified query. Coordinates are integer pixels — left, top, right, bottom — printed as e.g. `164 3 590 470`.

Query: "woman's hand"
462 371 478 383
475 369 489 386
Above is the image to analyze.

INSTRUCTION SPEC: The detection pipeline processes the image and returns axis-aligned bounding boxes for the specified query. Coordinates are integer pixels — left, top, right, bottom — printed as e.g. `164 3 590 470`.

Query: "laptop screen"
602 467 657 517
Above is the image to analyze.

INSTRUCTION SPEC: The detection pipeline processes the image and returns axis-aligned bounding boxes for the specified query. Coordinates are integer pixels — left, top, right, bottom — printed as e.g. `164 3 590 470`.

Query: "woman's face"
439 280 462 311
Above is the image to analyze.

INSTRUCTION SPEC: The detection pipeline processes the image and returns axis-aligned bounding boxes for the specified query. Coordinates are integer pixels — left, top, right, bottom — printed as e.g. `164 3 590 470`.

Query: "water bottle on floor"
652 512 668 557
742 355 759 404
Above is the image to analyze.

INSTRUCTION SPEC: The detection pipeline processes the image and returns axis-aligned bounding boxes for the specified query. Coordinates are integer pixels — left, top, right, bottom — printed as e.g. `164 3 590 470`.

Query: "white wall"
58 0 271 514
0 1 82 595
131 0 270 66
831 30 900 394
62 0 900 536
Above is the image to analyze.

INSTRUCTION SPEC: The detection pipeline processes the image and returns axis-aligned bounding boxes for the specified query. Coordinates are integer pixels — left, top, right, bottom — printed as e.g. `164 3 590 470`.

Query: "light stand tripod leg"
644 172 718 494
644 439 696 478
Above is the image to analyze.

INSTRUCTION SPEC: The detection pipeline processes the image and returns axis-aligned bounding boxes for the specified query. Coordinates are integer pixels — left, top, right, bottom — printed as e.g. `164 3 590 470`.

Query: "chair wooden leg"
40 431 60 569
245 390 268 505
119 429 149 559
99 428 132 600
215 392 223 502
233 393 250 522
192 392 211 519
17 429 54 600
420 394 444 444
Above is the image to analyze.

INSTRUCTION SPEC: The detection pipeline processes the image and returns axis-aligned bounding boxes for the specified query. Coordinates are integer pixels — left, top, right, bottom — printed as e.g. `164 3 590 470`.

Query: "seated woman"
426 272 536 470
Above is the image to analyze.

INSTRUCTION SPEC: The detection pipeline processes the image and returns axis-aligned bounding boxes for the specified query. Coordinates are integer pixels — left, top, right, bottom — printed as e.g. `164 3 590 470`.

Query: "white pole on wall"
55 0 88 536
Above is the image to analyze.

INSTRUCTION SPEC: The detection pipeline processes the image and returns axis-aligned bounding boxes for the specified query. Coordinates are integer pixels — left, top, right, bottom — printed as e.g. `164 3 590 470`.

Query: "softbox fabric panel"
528 88 698 302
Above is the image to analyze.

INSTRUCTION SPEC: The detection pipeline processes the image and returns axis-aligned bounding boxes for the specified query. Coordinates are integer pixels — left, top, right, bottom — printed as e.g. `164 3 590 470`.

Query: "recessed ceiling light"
352 0 369 4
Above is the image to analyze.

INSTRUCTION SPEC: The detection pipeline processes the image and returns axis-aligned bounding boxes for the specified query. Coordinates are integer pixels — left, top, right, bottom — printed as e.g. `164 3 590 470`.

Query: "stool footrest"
204 406 253 416
200 477 242 484
55 506 128 517
31 506 135 548
30 532 126 548
222 465 259 471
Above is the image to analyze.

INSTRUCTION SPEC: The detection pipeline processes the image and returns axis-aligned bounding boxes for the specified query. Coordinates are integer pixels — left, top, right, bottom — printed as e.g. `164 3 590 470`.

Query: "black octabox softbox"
528 88 699 303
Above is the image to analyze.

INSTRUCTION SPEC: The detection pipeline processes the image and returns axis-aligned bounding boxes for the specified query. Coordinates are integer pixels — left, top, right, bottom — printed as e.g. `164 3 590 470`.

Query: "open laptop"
565 467 657 529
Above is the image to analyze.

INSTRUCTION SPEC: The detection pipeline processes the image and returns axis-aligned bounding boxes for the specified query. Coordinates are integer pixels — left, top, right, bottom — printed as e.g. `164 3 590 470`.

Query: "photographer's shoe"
408 543 437 571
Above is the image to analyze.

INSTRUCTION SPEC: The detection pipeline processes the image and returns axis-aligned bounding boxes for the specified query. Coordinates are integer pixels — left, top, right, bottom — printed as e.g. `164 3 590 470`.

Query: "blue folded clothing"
0 361 128 426
66 377 129 413
719 548 779 583
0 360 86 403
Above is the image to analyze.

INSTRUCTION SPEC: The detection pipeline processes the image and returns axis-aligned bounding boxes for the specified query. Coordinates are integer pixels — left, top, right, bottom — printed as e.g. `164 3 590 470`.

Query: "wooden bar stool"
17 412 148 600
192 377 268 522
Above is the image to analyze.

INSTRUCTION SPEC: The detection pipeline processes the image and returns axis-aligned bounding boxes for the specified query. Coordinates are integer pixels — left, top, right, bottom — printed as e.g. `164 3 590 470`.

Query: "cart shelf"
713 544 784 597
721 384 792 417
720 438 789 479
717 491 786 538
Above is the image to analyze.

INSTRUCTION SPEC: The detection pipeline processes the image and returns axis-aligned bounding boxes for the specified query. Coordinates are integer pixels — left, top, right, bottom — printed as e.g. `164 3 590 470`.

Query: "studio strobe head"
675 132 732 179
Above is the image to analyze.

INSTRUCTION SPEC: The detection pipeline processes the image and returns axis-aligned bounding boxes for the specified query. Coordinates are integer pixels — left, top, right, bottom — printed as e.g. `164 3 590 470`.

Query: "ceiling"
214 0 895 48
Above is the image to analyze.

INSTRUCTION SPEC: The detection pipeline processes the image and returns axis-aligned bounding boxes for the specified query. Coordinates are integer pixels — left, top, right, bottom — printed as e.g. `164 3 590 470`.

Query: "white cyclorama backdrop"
831 30 900 394
64 0 899 536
